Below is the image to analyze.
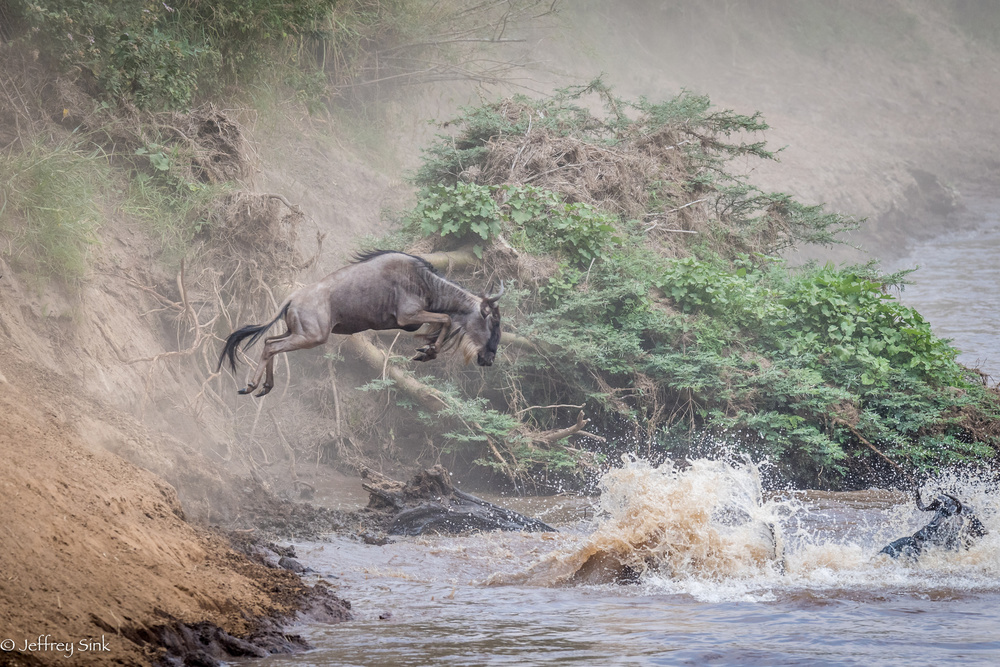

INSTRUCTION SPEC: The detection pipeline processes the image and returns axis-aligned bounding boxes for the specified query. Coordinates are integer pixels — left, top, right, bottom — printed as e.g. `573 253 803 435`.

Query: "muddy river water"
246 201 1000 666
887 195 1000 381
248 460 1000 666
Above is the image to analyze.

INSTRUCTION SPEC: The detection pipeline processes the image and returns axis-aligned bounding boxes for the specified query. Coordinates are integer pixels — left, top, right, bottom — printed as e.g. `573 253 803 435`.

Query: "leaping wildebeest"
218 250 503 397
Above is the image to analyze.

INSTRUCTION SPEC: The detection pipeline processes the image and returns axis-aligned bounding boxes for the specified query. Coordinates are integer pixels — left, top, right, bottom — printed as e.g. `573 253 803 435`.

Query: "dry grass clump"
208 192 300 259
201 191 305 317
167 106 254 184
0 49 253 186
469 100 696 225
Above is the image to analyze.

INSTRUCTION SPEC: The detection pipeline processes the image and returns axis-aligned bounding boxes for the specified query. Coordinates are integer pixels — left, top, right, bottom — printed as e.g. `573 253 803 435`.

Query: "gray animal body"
879 491 988 560
218 250 502 396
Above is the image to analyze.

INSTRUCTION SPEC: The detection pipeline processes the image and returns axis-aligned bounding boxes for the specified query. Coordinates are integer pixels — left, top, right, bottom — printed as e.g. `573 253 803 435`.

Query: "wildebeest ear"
480 299 492 318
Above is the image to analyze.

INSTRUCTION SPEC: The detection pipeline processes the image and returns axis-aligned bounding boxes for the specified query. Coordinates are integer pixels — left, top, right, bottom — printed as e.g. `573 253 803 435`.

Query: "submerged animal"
879 490 988 560
218 250 503 396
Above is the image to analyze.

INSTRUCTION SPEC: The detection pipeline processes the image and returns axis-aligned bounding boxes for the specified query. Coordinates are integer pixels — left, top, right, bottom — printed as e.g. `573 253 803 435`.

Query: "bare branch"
533 410 593 445
514 403 585 416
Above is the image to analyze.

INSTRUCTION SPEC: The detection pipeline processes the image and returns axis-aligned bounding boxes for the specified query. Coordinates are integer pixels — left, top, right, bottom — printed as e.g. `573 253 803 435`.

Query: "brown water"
248 459 1000 666
887 196 1000 381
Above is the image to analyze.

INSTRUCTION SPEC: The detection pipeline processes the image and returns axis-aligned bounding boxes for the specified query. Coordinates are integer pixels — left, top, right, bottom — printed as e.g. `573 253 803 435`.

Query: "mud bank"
0 381 350 666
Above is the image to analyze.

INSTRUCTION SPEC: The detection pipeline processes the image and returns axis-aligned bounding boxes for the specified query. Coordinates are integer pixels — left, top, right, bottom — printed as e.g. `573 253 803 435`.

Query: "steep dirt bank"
0 100 366 664
0 364 351 666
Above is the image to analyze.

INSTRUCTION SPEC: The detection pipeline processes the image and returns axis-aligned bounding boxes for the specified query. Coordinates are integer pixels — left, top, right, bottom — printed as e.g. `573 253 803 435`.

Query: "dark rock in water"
879 491 988 561
360 531 393 546
361 465 556 536
278 556 310 573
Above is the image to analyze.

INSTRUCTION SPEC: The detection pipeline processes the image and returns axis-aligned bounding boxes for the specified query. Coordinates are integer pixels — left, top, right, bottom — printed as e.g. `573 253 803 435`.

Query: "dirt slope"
0 368 319 665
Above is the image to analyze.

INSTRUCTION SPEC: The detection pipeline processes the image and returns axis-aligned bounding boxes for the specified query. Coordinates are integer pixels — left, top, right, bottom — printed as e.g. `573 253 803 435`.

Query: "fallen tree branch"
418 247 479 271
343 336 448 412
533 410 592 445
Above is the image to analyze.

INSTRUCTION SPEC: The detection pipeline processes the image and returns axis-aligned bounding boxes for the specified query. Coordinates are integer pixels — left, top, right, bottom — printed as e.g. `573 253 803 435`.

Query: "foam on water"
493 457 1000 602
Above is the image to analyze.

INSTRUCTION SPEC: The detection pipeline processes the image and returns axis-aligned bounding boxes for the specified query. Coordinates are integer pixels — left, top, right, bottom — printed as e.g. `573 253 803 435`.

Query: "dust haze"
3 1 1000 662
397 0 1000 261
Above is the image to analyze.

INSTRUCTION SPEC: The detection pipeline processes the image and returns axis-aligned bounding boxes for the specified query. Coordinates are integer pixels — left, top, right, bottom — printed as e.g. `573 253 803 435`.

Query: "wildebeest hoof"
238 386 255 395
412 346 437 362
255 386 272 398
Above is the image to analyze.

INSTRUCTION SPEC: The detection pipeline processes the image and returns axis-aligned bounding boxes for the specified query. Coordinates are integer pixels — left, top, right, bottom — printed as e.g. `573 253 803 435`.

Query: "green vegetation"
10 0 557 113
0 138 108 282
2 0 556 278
13 0 336 110
383 82 1000 489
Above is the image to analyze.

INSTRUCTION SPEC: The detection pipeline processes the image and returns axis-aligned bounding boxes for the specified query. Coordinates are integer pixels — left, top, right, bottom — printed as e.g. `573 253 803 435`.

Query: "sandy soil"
0 365 343 665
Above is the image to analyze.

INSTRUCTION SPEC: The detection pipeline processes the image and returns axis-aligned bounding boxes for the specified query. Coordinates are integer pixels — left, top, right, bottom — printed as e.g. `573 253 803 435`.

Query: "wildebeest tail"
217 303 290 373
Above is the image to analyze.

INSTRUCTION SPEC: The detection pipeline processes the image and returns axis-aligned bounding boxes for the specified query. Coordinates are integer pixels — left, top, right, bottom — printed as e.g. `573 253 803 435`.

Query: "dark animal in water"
879 490 988 560
218 250 503 396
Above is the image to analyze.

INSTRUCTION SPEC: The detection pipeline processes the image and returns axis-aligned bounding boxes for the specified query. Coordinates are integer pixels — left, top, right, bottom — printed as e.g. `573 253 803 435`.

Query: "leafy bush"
13 0 334 109
406 182 622 263
405 182 500 257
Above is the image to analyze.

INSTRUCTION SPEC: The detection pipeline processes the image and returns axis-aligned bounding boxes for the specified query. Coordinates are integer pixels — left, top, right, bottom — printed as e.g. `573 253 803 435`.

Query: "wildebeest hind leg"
246 330 328 397
257 332 291 397
238 331 290 396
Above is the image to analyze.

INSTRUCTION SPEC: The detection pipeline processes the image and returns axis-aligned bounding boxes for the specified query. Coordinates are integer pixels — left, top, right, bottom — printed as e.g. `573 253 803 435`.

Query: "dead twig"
533 410 598 445
514 402 585 416
643 198 709 232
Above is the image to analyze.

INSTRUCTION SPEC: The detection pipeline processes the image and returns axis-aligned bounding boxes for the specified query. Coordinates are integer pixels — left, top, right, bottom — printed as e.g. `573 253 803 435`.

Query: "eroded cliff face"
0 367 338 664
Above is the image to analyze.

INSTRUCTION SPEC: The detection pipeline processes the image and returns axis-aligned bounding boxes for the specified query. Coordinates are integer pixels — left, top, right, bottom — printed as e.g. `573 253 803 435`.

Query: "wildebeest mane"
352 249 437 274
353 249 480 312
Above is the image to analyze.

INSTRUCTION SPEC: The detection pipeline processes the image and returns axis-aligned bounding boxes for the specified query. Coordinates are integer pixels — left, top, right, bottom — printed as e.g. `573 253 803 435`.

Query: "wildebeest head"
452 282 503 366
921 493 962 515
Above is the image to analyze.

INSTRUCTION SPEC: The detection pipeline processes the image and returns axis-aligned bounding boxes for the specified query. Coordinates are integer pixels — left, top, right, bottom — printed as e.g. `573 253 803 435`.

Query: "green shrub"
385 84 999 488
14 0 335 110
405 182 500 257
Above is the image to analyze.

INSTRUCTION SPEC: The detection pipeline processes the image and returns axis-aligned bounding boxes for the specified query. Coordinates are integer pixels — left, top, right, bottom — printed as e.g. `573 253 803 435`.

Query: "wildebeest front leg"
398 310 451 361
414 324 446 361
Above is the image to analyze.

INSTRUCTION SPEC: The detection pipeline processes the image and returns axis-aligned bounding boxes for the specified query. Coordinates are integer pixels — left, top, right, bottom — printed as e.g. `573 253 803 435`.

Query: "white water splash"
493 457 1000 602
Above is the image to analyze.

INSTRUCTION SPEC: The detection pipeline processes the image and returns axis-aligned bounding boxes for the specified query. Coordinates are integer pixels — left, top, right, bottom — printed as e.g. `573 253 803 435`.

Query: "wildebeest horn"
485 280 505 303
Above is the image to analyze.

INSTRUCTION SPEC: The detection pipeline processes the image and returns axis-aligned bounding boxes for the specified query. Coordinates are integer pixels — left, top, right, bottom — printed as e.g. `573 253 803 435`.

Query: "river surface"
887 195 1000 381
245 460 1000 666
